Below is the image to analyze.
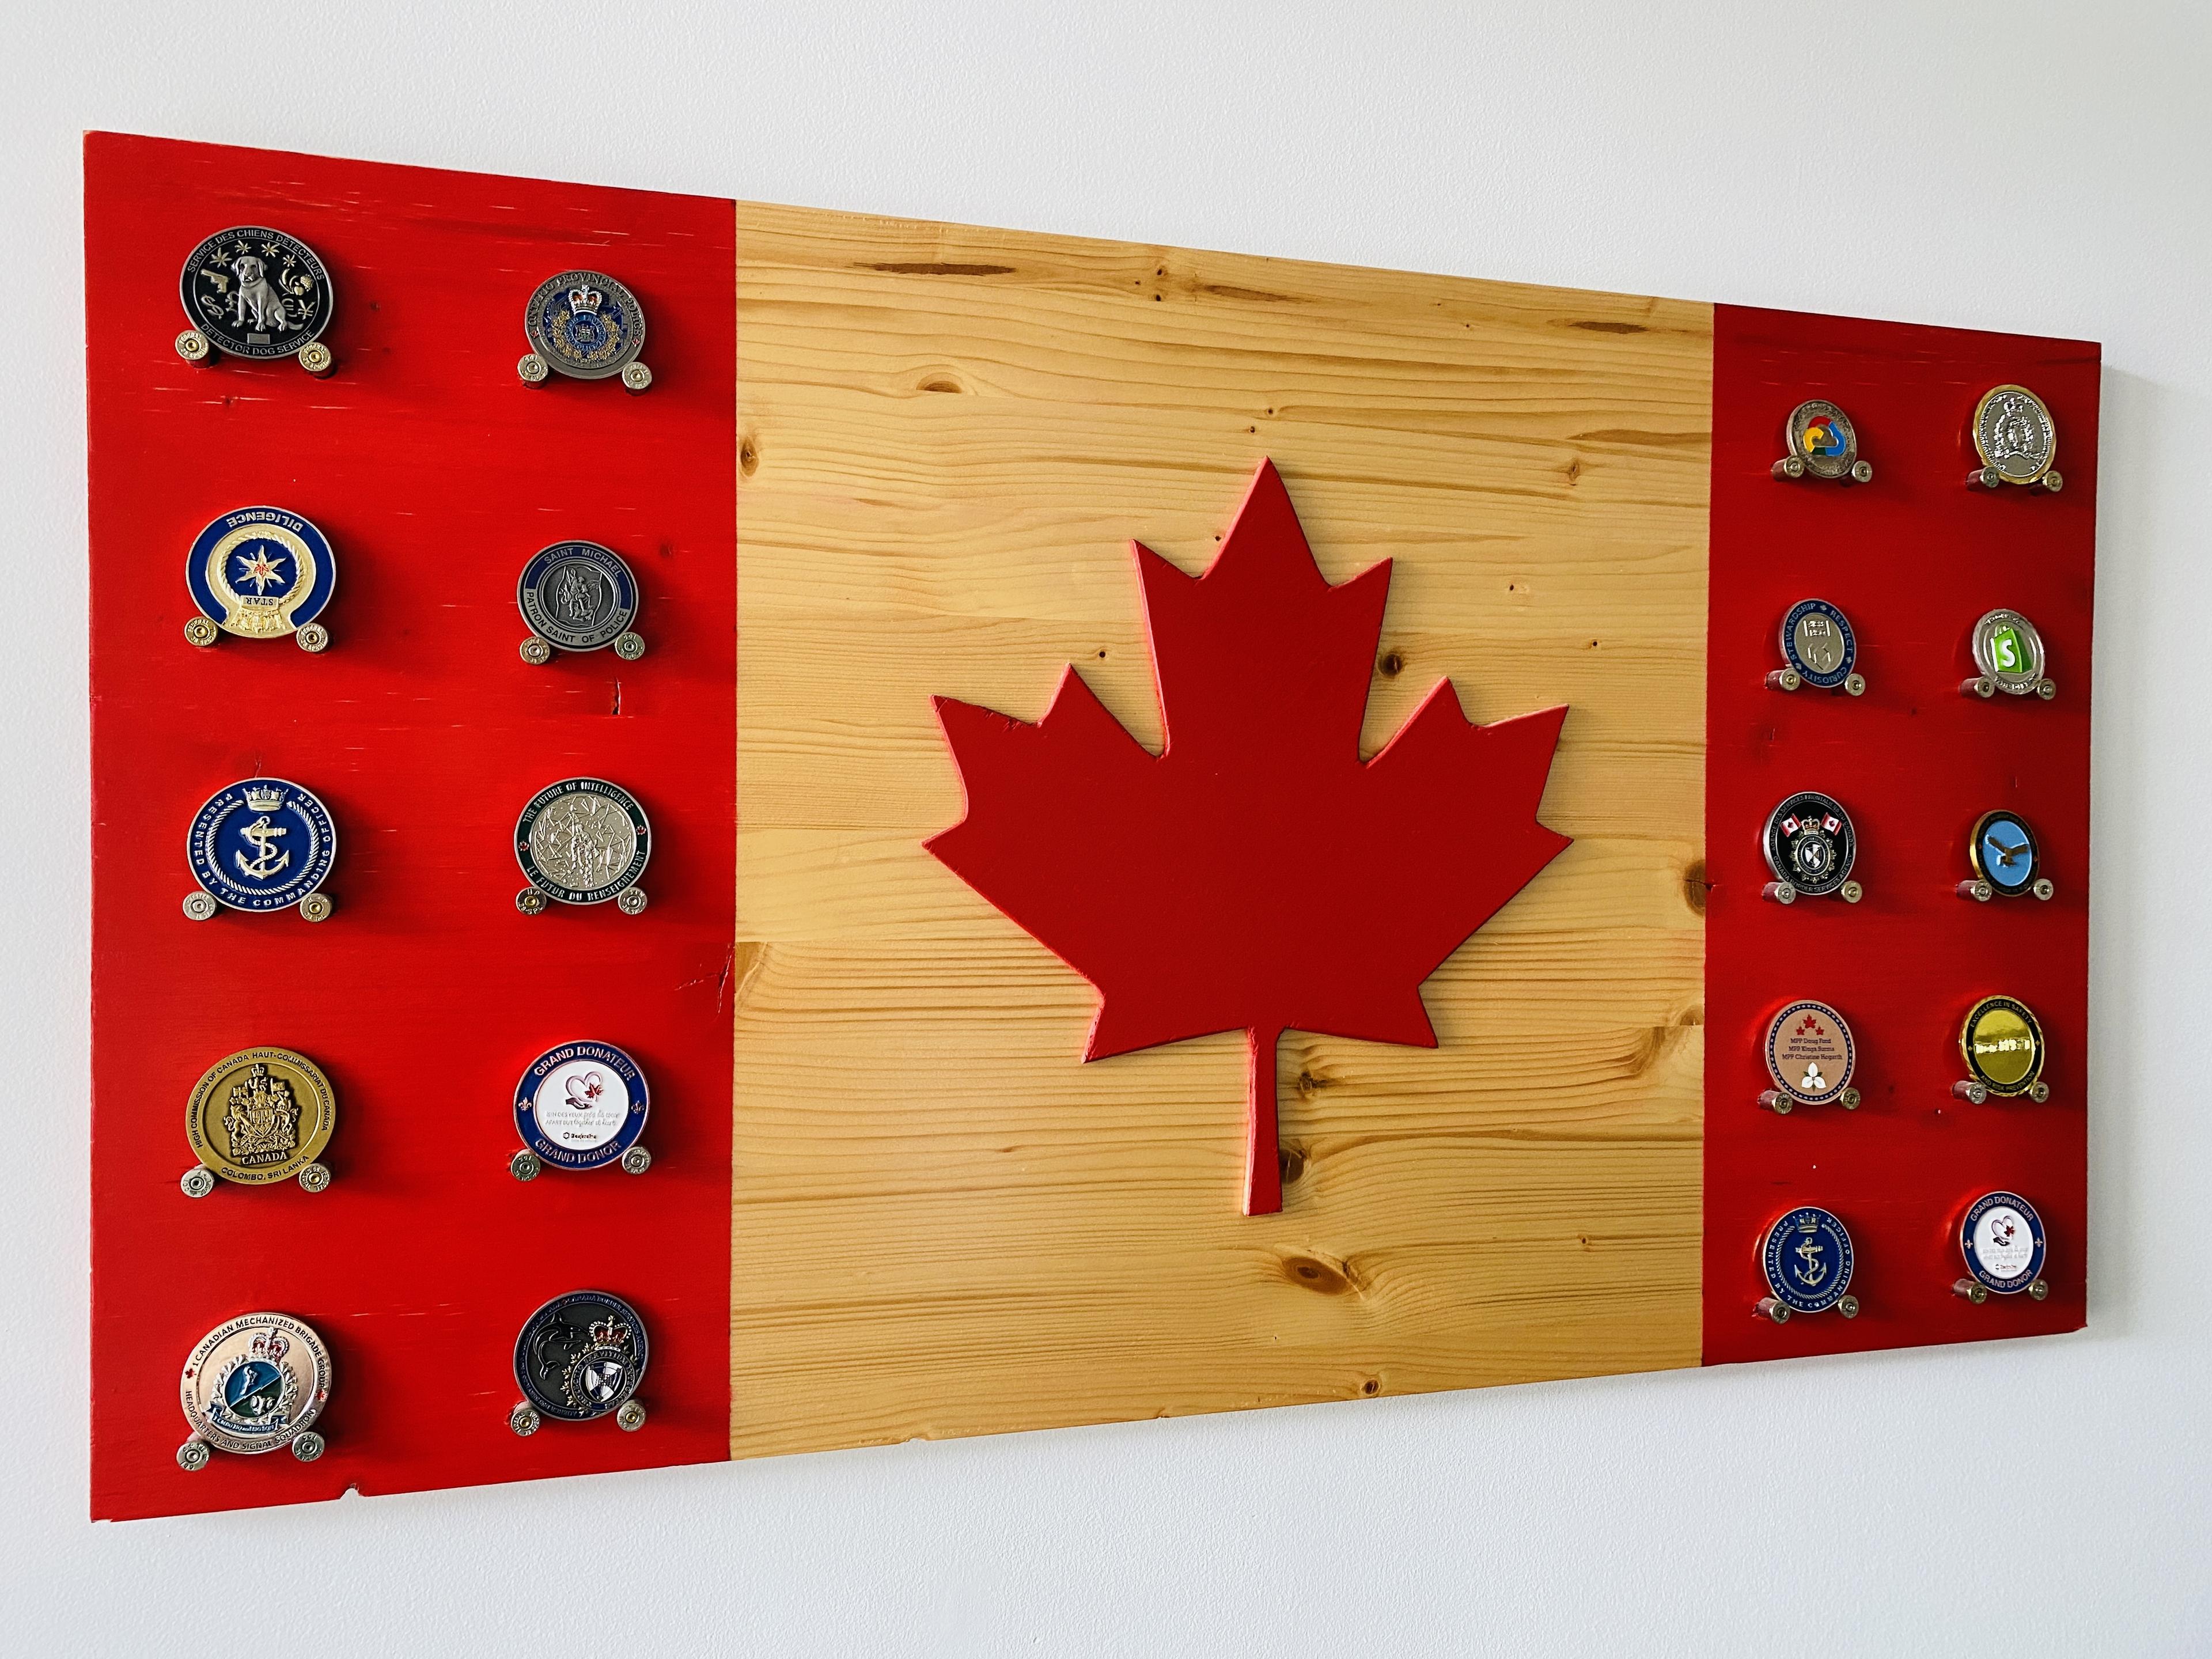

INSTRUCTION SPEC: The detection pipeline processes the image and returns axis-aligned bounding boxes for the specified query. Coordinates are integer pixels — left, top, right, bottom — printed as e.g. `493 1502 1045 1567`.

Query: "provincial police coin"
514 1291 648 1424
185 507 337 650
1969 809 2043 898
178 1312 332 1463
514 778 650 911
1760 1207 1855 1315
1778 599 1860 691
516 541 643 659
514 1041 648 1173
1763 1000 1857 1107
1782 399 1868 482
186 778 337 918
1960 996 2047 1098
1960 1191 2048 1295
177 228 334 363
185 1047 336 1191
1972 384 2058 486
521 270 649 387
1971 608 2049 695
1763 790 1856 897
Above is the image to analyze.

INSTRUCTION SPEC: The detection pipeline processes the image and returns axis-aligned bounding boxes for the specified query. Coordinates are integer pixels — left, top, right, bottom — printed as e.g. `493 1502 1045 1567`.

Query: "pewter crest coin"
517 541 640 654
514 1290 647 1423
1763 791 1856 897
515 777 650 906
514 1040 648 1172
179 228 333 361
185 1046 336 1188
186 507 337 645
1969 810 2042 897
1761 1207 1855 1315
522 270 646 381
1778 599 1858 691
179 1312 332 1458
1785 400 1862 481
1960 1191 2048 1294
1763 1000 1856 1107
1971 608 2047 694
187 779 337 914
1960 996 2047 1097
1973 384 2057 485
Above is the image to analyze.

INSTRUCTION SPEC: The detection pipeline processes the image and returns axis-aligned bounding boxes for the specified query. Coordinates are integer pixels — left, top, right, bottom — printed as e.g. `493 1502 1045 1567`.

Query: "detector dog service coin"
1763 1001 1857 1107
1778 599 1861 692
185 1046 336 1192
514 1291 648 1424
1960 996 2047 1098
177 228 334 368
186 778 336 918
520 270 650 390
514 1040 649 1173
1763 791 1857 898
514 778 650 912
1972 384 2059 487
516 541 643 659
1761 1207 1855 1316
178 1312 332 1464
185 506 337 650
1960 1191 2048 1295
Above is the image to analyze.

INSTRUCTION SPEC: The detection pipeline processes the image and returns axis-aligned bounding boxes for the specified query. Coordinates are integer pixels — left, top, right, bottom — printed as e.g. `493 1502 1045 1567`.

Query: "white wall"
5 4 2208 1653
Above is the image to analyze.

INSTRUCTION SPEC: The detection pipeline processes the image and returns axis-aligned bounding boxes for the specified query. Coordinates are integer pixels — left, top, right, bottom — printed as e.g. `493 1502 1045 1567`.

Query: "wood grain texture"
731 203 1711 1457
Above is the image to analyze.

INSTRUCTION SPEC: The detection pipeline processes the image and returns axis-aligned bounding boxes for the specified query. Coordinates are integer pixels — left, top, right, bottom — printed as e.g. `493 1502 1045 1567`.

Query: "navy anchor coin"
184 506 338 652
510 1040 652 1180
510 1290 649 1434
176 226 335 376
184 778 336 922
516 541 644 664
518 270 651 393
1759 1206 1859 1320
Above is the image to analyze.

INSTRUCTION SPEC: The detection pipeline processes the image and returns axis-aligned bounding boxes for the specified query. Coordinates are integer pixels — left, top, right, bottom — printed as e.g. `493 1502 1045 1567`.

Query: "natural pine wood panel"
732 200 1710 1459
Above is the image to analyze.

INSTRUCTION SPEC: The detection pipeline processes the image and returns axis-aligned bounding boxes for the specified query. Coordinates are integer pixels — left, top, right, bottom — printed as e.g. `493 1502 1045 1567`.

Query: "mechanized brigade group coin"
183 1046 336 1197
520 270 651 392
177 1312 332 1468
184 506 337 651
1972 384 2059 488
1761 1206 1857 1316
177 228 334 370
1970 809 2047 899
513 1291 648 1427
1781 399 1870 482
1763 1000 1858 1108
1960 1191 2049 1296
516 541 643 663
1971 608 2050 695
513 1040 649 1175
185 778 337 921
514 777 650 914
1763 790 1857 898
1778 599 1862 693
1960 996 2048 1099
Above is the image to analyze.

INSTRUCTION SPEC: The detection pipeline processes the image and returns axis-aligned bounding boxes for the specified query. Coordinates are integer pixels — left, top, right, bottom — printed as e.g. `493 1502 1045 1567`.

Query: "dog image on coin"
228 255 293 333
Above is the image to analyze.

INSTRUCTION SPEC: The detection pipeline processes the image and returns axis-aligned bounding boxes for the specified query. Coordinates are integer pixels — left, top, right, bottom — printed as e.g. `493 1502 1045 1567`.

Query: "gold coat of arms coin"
184 1047 336 1192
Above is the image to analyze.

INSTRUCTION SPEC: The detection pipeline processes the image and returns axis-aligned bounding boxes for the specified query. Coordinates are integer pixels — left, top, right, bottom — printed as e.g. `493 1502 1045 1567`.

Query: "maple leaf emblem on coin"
927 460 1571 1214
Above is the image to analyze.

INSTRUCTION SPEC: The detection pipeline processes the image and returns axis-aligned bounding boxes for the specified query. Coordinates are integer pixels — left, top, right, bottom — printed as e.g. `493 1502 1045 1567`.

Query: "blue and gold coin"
1960 996 2047 1097
177 228 333 366
514 1041 649 1173
520 270 650 391
516 541 642 661
1778 598 1859 691
1960 1191 2048 1295
514 778 650 912
186 778 336 919
1762 790 1857 898
1760 1207 1855 1315
1969 810 2043 897
177 1312 332 1466
185 506 336 651
514 1291 648 1425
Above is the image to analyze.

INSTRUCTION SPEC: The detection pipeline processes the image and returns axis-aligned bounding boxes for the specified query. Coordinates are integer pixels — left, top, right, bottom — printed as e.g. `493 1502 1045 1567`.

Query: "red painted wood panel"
87 134 735 1519
1705 305 2094 1365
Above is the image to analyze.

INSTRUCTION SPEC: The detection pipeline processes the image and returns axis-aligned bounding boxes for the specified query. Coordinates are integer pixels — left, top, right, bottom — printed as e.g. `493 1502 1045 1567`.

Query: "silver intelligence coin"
522 270 647 383
517 541 642 656
179 228 334 362
1972 384 2058 486
1971 608 2048 694
515 778 651 907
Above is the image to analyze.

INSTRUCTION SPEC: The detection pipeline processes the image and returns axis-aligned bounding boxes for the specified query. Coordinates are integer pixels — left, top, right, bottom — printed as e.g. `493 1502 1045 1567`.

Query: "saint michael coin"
1960 1191 2048 1296
516 541 643 663
514 778 650 914
1969 809 2049 899
513 1040 650 1175
1760 1207 1857 1316
1763 1000 1858 1108
177 1312 332 1468
1778 399 1871 483
176 227 334 374
1763 790 1857 899
1971 608 2050 696
184 506 337 651
1960 996 2048 1099
1971 384 2060 489
519 270 651 392
1777 598 1862 694
183 1046 336 1197
185 778 336 921
513 1291 649 1428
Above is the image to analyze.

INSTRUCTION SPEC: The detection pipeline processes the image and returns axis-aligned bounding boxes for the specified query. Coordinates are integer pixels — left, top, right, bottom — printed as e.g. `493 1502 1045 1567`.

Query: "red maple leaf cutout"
927 460 1571 1214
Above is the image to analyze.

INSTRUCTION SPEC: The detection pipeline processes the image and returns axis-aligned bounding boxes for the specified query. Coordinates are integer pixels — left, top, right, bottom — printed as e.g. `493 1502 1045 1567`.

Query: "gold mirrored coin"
1959 996 2047 1097
184 1046 336 1192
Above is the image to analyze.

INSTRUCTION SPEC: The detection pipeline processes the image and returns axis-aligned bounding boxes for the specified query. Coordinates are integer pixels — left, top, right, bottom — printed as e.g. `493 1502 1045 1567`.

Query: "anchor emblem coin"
1960 996 2048 1099
1778 599 1862 693
1971 384 2059 488
177 1312 332 1467
183 1047 336 1197
1778 399 1870 483
513 1040 649 1175
177 228 334 373
514 778 650 914
1969 809 2048 899
519 270 651 392
1761 1207 1856 1316
1763 1000 1858 1108
513 1291 649 1427
516 541 643 663
184 506 336 651
1763 791 1857 899
1971 608 2050 696
185 778 336 921
1960 1191 2048 1295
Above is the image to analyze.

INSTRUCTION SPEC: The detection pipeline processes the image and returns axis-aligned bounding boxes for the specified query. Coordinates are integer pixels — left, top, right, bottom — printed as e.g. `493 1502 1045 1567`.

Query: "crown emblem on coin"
568 283 604 316
243 784 286 812
251 1330 290 1363
589 1315 630 1349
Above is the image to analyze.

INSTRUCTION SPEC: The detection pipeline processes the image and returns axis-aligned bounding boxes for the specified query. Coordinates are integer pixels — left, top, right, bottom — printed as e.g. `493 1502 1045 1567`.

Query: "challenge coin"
516 541 643 664
514 778 650 915
1960 1191 2049 1296
184 506 337 651
1971 608 2050 696
512 1040 650 1176
1969 809 2048 899
1971 384 2059 488
519 270 651 392
1762 790 1857 899
185 778 336 922
1777 598 1862 693
177 227 334 373
1778 399 1870 483
1763 1000 1858 1108
1960 996 2048 1099
177 1312 332 1468
183 1047 336 1197
512 1290 649 1429
1760 1206 1857 1317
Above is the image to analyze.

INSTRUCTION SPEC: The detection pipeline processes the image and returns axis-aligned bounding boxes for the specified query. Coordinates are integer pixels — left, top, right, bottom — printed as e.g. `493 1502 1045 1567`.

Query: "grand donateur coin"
177 1312 332 1469
1969 608 2052 698
184 506 337 651
1960 1191 2049 1297
1968 809 2052 901
1759 1206 1858 1319
1971 384 2061 490
185 778 337 922
176 227 334 375
512 1291 649 1432
518 270 651 393
516 541 643 664
1775 400 1871 483
1762 1000 1858 1110
1762 790 1859 901
1776 598 1864 695
183 1046 336 1198
1960 996 2048 1100
512 1040 650 1179
514 778 650 915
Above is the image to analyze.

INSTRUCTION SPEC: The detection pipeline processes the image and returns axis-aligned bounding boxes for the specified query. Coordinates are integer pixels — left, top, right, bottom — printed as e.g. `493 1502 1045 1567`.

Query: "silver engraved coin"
1972 385 2058 486
1971 608 2048 694
517 541 643 656
179 228 334 362
515 777 651 907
